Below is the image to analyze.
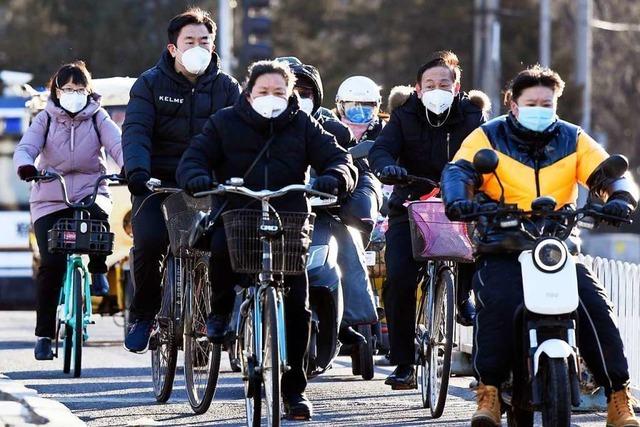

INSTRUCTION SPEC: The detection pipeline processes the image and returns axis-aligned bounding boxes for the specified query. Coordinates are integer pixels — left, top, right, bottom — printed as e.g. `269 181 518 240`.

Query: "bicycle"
142 181 221 414
379 173 471 418
194 178 336 427
30 172 123 378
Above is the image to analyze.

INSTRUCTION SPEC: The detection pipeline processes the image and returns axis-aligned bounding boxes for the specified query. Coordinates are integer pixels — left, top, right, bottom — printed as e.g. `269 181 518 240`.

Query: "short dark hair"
504 65 565 105
416 50 461 84
167 7 216 45
48 61 92 105
245 60 296 93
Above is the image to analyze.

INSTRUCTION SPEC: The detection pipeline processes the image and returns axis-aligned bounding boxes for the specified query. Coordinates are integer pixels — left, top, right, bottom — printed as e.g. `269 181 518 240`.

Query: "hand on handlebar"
18 165 38 182
311 175 340 196
378 165 408 183
185 175 214 196
446 200 480 221
602 198 634 223
127 170 151 196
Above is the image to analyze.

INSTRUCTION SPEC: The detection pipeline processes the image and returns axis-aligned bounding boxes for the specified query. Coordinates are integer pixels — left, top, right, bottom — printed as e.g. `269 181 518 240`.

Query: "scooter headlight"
306 245 329 271
533 238 568 273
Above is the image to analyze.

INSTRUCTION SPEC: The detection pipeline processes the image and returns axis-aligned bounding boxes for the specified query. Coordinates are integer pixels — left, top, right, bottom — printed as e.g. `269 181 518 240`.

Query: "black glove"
447 200 478 220
312 174 341 195
185 175 213 195
127 170 151 196
602 197 633 220
379 165 408 181
17 164 38 181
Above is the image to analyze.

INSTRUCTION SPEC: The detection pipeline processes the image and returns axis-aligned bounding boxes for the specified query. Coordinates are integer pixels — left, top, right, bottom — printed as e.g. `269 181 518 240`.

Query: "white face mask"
59 92 88 113
177 46 211 76
421 88 455 115
251 95 288 119
299 98 314 115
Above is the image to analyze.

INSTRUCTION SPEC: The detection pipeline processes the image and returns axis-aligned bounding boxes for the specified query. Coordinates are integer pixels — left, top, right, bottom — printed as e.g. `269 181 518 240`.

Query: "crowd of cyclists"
12 6 640 426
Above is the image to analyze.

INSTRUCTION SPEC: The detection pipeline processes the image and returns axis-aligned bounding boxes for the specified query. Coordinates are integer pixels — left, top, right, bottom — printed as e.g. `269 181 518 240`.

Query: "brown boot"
607 387 639 427
471 383 501 427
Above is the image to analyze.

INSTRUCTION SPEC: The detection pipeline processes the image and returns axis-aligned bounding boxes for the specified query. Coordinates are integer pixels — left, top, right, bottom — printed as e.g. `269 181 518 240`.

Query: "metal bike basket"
47 218 114 255
221 209 316 275
161 191 212 256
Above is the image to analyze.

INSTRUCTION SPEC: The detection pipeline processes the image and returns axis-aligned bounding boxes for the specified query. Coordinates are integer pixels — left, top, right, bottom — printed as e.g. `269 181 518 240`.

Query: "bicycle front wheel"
240 301 261 427
263 287 281 427
416 281 430 409
427 267 455 418
184 255 221 414
72 267 84 378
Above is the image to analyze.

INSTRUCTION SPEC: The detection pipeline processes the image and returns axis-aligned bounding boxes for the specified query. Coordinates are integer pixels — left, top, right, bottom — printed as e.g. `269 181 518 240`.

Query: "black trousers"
210 226 311 397
33 205 108 338
473 254 630 396
383 219 474 365
129 193 170 320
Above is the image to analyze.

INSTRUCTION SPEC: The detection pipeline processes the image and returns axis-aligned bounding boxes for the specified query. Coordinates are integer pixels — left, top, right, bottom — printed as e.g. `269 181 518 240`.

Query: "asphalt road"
0 311 609 426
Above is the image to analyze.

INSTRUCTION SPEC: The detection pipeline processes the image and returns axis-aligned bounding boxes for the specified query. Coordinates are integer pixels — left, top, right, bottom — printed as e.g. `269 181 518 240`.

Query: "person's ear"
415 83 422 98
167 44 178 58
510 101 519 117
454 81 461 95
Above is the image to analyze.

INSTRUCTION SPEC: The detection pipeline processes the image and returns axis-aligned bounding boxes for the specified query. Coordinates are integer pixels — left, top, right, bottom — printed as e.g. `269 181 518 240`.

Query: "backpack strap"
43 111 51 148
92 111 102 145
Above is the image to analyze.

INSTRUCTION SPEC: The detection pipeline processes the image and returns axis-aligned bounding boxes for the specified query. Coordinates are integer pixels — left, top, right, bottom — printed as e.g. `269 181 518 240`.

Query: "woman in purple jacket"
13 61 124 360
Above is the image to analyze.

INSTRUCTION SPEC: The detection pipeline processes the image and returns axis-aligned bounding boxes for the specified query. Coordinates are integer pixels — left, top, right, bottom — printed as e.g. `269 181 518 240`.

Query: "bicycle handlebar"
29 171 125 210
377 173 439 188
194 180 338 206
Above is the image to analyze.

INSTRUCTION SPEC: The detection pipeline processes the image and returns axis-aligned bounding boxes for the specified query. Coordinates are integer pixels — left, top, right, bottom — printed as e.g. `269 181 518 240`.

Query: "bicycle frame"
57 254 91 340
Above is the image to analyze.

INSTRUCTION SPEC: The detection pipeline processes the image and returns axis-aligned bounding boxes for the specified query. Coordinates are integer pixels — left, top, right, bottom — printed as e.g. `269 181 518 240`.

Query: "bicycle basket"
407 199 474 263
161 191 212 255
47 218 114 255
221 209 316 275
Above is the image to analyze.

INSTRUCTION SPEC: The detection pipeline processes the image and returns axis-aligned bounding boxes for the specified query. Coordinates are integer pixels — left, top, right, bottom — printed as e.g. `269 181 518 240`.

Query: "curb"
0 374 85 426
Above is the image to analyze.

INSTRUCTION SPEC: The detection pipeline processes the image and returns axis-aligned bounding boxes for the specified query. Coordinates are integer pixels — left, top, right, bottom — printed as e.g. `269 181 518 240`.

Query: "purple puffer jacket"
13 95 124 223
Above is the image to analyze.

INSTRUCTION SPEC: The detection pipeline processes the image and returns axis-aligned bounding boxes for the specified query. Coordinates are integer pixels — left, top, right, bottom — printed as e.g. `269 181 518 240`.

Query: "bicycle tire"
184 255 221 414
62 323 72 374
357 325 375 380
416 281 430 409
263 287 281 426
241 306 261 426
428 267 455 418
151 255 178 403
72 267 84 378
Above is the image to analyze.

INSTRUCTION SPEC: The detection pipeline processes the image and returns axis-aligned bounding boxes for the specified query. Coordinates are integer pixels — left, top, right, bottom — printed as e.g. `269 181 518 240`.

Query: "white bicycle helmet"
335 76 381 104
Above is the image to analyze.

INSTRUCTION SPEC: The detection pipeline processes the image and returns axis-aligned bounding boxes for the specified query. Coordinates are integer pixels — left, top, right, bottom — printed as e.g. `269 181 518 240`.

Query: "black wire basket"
47 218 114 255
221 209 316 275
161 191 212 256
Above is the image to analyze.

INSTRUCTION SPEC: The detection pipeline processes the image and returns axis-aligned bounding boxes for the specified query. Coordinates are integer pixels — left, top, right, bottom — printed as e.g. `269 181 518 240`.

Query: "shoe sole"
122 342 149 354
471 415 501 427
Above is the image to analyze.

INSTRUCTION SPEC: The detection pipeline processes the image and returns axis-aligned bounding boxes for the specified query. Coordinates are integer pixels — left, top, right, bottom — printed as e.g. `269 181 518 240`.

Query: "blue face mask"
345 105 375 124
516 106 556 132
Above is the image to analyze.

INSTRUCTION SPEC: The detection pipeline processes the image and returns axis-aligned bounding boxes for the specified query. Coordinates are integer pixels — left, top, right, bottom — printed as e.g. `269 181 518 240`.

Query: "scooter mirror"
601 154 629 179
348 140 374 160
473 149 499 175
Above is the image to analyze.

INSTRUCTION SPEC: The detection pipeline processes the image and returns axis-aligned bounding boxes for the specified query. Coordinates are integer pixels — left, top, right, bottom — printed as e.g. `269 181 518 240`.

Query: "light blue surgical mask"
345 105 375 124
516 106 556 132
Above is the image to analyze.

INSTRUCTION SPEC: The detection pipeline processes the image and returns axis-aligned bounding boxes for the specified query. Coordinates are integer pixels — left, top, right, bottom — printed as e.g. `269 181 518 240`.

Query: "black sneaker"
456 298 477 327
90 273 109 296
124 319 154 353
206 314 230 344
34 337 54 360
338 326 366 345
284 393 313 420
384 364 416 390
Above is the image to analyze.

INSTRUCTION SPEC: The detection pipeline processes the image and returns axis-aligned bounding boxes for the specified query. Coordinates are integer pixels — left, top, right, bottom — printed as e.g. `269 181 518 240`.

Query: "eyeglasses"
58 87 89 95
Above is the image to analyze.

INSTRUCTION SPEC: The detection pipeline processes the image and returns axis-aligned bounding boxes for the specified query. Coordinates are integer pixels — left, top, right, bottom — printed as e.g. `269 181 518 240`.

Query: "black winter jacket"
123 50 241 181
369 92 485 220
176 94 357 213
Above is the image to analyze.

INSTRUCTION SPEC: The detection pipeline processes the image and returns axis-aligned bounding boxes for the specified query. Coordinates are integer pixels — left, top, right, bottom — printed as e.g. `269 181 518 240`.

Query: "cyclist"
13 61 124 360
368 50 488 389
442 65 639 427
335 75 387 143
176 60 356 419
279 56 381 345
122 7 241 353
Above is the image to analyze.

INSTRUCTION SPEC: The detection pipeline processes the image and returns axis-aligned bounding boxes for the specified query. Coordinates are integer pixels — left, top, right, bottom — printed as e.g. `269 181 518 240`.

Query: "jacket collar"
157 49 222 88
404 91 466 127
236 93 300 133
506 112 560 148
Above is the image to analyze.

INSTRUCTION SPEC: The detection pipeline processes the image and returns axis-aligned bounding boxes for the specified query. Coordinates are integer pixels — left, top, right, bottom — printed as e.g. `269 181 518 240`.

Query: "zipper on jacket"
446 132 451 161
70 122 76 151
189 87 195 136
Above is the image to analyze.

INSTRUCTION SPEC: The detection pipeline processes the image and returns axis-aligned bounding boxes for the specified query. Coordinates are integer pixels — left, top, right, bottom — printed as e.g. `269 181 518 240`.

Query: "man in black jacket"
369 51 487 388
177 60 356 419
122 7 241 352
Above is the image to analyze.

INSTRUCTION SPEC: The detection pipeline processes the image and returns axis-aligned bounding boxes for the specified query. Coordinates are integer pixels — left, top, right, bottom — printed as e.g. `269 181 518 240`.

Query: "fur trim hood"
387 85 491 114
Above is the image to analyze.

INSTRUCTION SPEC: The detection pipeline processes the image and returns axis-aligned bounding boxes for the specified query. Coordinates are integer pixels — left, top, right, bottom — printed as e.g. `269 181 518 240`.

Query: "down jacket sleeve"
95 108 124 168
13 110 48 171
176 117 222 188
368 110 403 174
122 76 155 175
305 117 357 195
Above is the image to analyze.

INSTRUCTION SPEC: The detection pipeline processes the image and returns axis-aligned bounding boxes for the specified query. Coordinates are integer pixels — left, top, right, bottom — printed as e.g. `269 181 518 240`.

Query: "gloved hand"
312 174 341 195
185 175 213 195
17 164 38 181
602 197 634 221
447 200 479 220
127 170 151 196
379 165 408 181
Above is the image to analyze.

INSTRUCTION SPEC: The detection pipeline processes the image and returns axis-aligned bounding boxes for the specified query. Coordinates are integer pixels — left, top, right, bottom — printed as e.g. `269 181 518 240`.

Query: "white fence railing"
456 255 640 393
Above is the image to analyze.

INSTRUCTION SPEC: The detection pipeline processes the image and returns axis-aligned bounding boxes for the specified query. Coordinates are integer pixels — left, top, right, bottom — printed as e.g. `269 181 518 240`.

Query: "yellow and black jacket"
441 113 637 253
